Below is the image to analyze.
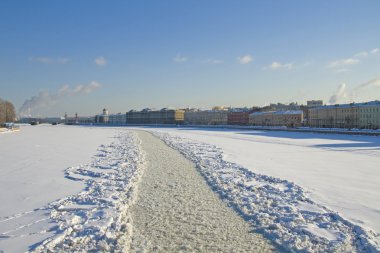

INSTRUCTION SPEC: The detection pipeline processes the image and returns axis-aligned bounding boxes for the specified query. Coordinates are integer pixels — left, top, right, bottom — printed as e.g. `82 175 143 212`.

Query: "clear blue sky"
1 0 379 117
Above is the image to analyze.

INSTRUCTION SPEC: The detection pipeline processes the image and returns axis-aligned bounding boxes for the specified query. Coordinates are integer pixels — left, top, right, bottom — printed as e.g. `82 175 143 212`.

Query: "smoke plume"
329 78 380 105
329 83 348 104
353 78 380 93
19 81 102 117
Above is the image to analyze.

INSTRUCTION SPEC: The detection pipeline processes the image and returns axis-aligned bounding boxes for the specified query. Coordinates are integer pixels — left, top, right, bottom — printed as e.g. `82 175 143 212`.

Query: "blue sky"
1 0 379 117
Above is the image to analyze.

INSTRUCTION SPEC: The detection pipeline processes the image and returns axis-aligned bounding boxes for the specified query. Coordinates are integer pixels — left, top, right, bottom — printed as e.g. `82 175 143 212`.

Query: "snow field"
153 130 380 252
33 131 145 252
2 125 379 252
0 125 118 252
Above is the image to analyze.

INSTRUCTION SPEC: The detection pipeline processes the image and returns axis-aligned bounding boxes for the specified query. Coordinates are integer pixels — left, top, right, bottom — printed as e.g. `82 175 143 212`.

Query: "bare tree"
0 98 5 124
5 101 16 122
0 98 16 124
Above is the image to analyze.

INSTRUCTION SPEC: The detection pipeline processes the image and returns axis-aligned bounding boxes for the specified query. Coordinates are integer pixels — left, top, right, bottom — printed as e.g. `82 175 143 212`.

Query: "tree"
0 98 16 124
0 98 5 124
5 101 16 122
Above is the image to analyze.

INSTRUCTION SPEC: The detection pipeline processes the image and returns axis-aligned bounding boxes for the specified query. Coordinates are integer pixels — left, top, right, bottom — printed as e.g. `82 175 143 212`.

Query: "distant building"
66 115 94 124
261 102 300 112
95 108 109 123
227 108 250 125
358 101 380 129
212 106 229 111
185 109 228 125
95 108 185 125
300 105 313 125
249 110 303 127
309 103 358 128
308 101 380 129
108 113 126 125
19 117 64 124
125 108 184 125
307 100 323 107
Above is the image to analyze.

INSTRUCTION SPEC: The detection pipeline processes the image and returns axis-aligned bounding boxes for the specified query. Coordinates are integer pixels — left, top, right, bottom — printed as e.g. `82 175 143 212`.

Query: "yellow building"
358 101 380 129
185 110 228 125
309 101 380 129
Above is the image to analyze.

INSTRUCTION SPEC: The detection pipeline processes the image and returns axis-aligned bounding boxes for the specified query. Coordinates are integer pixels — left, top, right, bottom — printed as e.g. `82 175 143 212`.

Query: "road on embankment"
129 131 276 252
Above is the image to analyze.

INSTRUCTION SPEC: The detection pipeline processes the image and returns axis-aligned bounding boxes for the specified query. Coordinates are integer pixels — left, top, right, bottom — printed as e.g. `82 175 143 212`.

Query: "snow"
0 125 118 252
130 131 274 252
302 224 341 241
34 130 144 252
1 124 380 252
141 126 380 252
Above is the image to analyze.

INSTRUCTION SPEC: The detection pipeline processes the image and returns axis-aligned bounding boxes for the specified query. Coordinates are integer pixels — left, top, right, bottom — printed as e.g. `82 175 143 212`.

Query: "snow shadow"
171 126 380 150
236 130 380 150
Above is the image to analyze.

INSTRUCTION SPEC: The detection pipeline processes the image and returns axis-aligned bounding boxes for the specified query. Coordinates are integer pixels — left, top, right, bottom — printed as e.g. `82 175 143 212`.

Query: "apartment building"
308 104 358 128
358 101 380 129
227 109 251 125
184 110 228 125
249 110 303 127
309 101 380 129
126 108 185 125
126 109 151 124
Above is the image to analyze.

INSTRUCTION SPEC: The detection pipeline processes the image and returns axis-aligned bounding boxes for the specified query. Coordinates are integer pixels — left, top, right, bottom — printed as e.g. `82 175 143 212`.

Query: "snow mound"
32 131 145 252
154 131 380 253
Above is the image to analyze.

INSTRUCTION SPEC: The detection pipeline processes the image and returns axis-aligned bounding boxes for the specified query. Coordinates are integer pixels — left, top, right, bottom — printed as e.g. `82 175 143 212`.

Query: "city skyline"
1 1 380 117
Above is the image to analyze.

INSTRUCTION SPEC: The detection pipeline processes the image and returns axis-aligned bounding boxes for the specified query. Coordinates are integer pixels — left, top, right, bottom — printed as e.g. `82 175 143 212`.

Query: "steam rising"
329 78 380 105
19 81 102 117
329 83 348 104
353 78 380 92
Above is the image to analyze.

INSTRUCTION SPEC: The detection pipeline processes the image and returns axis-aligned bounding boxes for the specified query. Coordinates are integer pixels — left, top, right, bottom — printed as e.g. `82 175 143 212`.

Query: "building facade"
125 108 185 125
307 100 323 107
309 104 358 128
108 113 127 125
261 102 300 112
249 110 303 127
308 101 380 129
358 101 380 129
95 108 109 124
227 110 250 125
184 110 228 125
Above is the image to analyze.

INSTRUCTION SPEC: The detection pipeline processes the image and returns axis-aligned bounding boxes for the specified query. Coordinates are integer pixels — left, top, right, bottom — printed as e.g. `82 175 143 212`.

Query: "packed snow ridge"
32 131 145 252
153 131 380 253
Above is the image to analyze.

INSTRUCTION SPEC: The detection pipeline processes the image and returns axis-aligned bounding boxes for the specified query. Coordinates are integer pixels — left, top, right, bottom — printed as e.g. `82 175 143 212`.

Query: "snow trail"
153 130 380 253
130 131 275 252
31 130 145 252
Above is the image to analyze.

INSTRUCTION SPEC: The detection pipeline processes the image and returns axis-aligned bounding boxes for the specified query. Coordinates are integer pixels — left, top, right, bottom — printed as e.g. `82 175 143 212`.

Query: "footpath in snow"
129 131 275 252
152 130 380 253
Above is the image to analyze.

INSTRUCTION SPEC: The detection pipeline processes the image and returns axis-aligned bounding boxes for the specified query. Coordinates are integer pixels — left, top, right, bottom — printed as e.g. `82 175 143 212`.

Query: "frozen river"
1 125 379 252
144 127 380 243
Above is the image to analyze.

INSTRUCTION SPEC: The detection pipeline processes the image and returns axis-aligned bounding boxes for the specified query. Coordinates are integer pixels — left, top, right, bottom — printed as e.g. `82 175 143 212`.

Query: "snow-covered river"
1 125 379 252
143 127 380 246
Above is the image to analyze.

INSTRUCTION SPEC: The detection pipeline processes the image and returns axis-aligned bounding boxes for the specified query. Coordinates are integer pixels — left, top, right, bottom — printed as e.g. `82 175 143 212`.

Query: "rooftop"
250 110 303 116
310 101 380 110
